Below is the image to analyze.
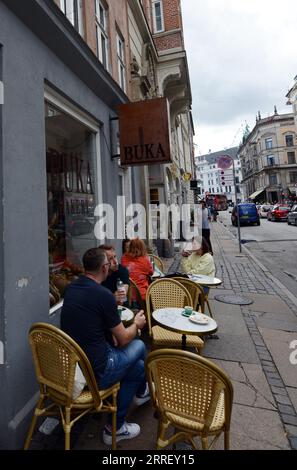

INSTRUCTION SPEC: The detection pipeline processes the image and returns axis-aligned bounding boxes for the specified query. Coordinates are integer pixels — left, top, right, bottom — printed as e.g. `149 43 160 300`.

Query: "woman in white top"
180 237 215 277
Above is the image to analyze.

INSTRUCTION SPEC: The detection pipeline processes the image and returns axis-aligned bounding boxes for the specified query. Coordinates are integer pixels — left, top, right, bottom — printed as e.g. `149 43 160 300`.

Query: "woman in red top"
121 239 154 300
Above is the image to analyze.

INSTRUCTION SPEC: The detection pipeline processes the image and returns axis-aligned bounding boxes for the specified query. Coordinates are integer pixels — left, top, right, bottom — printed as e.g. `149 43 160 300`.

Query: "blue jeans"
99 339 147 429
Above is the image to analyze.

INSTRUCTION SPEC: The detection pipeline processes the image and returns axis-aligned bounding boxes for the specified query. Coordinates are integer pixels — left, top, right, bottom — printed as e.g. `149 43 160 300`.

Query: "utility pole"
232 158 242 253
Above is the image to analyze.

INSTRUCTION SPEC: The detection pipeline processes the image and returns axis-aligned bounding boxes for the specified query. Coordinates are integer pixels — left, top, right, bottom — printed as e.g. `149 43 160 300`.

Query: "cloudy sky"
182 0 297 155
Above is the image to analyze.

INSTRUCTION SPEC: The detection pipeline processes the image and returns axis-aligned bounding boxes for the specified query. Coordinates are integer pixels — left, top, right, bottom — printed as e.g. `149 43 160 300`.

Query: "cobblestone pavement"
211 221 279 295
209 221 297 449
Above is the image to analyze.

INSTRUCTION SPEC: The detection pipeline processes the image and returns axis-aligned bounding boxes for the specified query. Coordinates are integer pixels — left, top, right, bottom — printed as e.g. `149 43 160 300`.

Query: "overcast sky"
182 0 297 155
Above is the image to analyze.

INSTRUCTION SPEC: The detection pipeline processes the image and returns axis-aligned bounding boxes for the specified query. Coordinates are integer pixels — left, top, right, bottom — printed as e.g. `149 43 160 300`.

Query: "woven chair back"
149 254 164 273
29 323 102 409
127 277 145 311
145 278 192 335
171 277 205 313
146 349 233 432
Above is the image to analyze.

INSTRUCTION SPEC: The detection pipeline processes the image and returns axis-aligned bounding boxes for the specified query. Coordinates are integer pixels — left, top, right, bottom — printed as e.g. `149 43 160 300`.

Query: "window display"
45 102 97 308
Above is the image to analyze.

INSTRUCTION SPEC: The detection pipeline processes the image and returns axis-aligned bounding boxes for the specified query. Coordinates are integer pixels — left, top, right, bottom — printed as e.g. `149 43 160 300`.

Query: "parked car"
231 203 260 226
258 204 273 218
287 205 297 226
267 205 290 222
66 216 93 236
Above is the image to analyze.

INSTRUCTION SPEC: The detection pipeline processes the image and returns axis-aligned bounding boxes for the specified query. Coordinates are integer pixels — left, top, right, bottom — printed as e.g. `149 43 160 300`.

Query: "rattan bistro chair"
149 254 165 273
172 277 205 314
146 349 233 450
127 277 145 312
24 323 120 450
145 278 204 352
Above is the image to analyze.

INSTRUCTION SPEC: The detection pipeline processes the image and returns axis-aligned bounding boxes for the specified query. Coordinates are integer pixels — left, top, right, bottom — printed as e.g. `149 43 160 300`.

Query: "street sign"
217 154 233 170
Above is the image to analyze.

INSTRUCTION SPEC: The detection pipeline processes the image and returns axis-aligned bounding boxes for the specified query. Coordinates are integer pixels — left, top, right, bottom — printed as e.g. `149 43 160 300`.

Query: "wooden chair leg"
24 397 45 450
224 430 230 450
201 437 208 450
64 408 71 450
206 297 214 318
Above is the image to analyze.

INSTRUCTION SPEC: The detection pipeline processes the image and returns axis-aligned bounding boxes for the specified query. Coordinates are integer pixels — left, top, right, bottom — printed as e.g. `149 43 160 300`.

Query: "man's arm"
111 310 146 347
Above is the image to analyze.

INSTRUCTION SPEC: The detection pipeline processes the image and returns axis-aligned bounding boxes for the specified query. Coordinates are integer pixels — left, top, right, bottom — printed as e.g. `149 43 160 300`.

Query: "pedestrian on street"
199 200 213 253
61 247 150 445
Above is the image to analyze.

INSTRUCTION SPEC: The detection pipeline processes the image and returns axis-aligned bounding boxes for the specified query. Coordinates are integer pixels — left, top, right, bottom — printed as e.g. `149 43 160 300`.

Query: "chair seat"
74 383 120 405
152 325 204 350
165 390 225 433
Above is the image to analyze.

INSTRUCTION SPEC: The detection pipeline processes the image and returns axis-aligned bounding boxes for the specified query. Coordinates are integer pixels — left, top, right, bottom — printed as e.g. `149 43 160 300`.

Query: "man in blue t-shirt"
100 244 130 304
61 248 149 445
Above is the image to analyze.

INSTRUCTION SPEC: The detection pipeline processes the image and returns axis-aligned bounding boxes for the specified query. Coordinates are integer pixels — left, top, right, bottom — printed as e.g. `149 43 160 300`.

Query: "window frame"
152 0 165 33
287 151 296 164
95 0 109 70
60 0 84 35
44 86 102 315
116 31 126 91
265 138 273 150
285 134 294 147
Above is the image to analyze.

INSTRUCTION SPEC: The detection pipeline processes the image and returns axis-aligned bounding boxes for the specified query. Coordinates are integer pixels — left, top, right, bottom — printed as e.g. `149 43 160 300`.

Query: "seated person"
122 238 131 255
61 248 149 445
180 236 215 278
99 244 130 305
121 239 154 300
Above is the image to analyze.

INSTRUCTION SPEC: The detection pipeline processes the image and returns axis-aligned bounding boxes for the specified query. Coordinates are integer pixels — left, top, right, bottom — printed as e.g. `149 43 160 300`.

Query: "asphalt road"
219 209 297 299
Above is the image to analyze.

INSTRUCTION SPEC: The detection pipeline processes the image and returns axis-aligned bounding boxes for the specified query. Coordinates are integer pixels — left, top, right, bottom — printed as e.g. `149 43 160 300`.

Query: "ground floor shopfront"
0 0 142 449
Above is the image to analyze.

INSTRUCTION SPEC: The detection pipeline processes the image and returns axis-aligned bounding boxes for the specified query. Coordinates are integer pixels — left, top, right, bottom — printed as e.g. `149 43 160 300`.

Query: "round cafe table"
152 307 218 350
118 306 134 325
188 274 222 286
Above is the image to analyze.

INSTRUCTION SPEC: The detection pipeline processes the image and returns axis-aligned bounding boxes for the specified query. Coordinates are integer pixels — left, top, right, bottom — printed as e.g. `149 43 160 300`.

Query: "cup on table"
183 306 193 317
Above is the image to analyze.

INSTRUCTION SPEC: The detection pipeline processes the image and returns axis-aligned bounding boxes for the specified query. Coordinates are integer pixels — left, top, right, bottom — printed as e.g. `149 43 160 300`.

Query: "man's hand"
134 310 146 330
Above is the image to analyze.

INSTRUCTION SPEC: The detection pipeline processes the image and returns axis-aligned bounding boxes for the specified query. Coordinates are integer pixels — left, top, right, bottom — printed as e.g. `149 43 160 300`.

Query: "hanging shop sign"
118 97 171 166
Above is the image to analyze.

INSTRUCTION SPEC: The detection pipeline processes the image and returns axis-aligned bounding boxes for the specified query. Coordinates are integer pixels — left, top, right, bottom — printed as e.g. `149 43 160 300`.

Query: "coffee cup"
183 306 193 316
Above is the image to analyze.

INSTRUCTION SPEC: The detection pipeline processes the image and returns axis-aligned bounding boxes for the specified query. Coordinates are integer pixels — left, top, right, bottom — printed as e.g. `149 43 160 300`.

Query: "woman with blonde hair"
121 239 154 300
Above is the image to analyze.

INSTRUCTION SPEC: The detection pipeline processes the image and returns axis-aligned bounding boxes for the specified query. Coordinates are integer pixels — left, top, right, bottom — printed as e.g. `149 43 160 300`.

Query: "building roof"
199 146 239 165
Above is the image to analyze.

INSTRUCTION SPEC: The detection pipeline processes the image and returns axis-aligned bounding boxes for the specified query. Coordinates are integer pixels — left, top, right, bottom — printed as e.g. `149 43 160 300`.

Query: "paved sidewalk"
30 223 297 450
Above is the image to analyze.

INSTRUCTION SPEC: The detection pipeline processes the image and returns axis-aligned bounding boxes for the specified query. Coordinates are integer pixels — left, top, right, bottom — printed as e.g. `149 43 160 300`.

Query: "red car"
267 205 290 222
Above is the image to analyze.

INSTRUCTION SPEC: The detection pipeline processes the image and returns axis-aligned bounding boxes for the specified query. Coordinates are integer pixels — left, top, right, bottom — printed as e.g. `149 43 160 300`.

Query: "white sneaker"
102 422 140 445
133 382 151 406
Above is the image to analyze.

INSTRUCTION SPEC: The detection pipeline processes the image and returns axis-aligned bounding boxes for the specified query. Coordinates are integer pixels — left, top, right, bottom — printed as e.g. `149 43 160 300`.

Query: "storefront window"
45 102 97 308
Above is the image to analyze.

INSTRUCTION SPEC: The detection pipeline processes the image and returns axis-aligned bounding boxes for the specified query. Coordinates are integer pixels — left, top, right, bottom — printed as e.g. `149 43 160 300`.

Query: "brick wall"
154 31 182 51
83 0 97 56
162 0 181 31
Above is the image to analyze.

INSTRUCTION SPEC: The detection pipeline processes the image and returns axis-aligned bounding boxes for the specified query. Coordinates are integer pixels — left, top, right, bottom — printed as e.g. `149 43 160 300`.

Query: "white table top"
188 274 222 286
152 308 218 336
118 306 134 323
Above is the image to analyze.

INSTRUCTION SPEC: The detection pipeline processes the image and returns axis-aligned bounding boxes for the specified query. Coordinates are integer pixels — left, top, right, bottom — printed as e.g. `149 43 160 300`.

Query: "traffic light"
220 170 226 186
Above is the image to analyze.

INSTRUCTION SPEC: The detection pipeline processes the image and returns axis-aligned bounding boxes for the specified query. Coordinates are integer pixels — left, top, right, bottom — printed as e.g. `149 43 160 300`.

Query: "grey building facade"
0 0 133 449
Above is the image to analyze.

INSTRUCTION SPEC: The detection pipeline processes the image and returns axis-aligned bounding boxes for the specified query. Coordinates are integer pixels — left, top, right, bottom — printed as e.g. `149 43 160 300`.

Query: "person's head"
127 239 147 258
99 244 118 273
82 248 110 281
122 238 130 255
190 236 211 255
199 200 206 209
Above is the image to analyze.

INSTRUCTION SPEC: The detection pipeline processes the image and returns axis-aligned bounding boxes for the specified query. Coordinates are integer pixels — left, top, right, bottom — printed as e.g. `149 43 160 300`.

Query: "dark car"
267 205 290 222
231 203 260 226
287 205 297 226
66 216 94 236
